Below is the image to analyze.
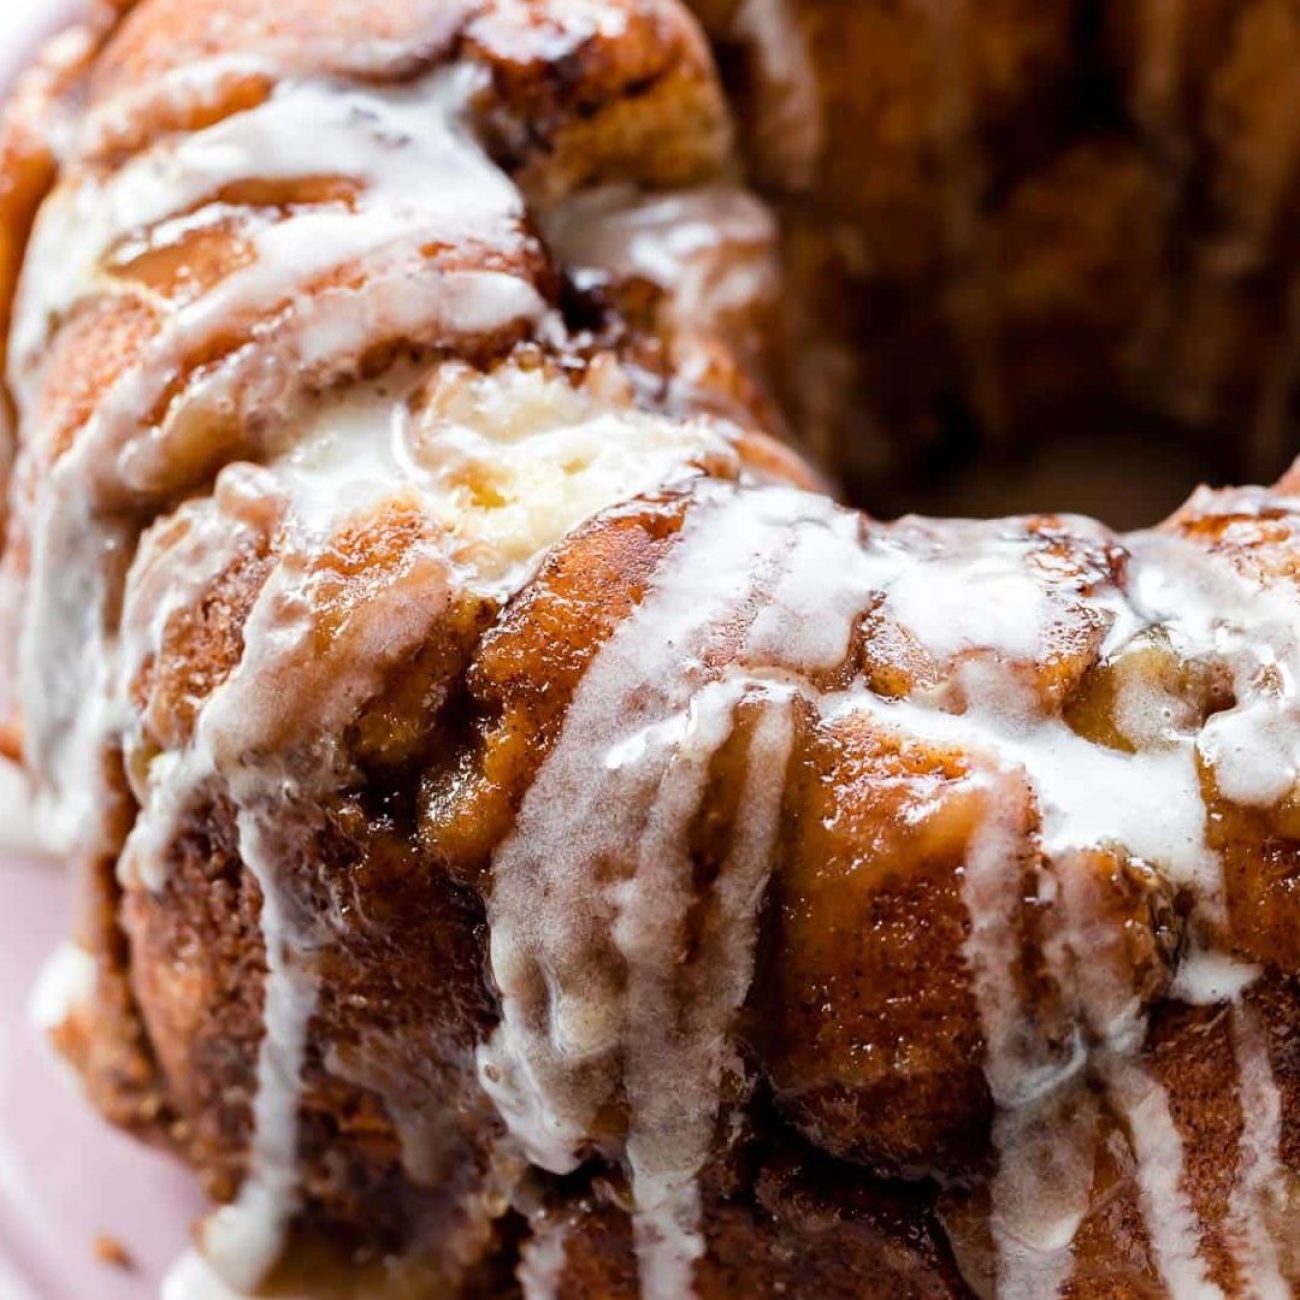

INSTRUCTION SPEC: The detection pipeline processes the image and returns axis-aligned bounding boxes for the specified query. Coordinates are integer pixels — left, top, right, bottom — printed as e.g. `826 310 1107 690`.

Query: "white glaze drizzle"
10 67 526 398
124 485 457 1287
990 1089 1098 1300
388 361 745 595
543 183 777 335
1 43 659 1293
161 1248 251 1300
475 475 1300 1299
1103 1056 1227 1300
9 60 546 861
1225 1003 1290 1300
961 764 1079 1110
475 480 1300 1298
112 355 753 1290
965 765 1094 1300
1170 946 1261 1007
27 939 96 1034
832 679 1219 898
199 810 318 1292
480 485 870 1298
161 1248 316 1300
517 1219 571 1300
7 12 1300 1300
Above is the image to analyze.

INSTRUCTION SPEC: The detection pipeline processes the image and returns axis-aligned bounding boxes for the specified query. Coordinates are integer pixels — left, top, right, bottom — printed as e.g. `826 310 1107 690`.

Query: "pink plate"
0 850 206 1300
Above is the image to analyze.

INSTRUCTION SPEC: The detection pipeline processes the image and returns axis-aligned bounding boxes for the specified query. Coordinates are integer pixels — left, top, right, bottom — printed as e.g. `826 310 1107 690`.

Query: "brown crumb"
93 1235 135 1271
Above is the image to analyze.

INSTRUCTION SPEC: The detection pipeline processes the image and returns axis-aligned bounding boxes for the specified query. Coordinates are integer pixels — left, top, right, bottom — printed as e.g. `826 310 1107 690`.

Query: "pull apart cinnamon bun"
4 2 1300 1299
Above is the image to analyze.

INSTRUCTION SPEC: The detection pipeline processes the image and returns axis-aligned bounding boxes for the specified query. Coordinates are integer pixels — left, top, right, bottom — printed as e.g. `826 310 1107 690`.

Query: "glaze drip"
8 4 1300 1299
483 485 1300 1299
479 486 851 1296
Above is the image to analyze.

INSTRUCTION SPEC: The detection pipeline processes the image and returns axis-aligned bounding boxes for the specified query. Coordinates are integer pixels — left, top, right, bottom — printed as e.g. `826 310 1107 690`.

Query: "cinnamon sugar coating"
4 3 1300 1300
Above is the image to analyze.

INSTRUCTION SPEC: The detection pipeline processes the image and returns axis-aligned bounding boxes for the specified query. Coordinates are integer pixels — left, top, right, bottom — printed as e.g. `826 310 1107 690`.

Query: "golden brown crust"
752 717 994 1174
9 2 1300 1299
532 1148 970 1299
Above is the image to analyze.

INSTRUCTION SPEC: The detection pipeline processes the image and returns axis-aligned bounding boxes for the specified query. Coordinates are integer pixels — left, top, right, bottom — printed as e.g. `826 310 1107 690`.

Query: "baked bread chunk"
3 3 1300 1299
